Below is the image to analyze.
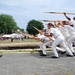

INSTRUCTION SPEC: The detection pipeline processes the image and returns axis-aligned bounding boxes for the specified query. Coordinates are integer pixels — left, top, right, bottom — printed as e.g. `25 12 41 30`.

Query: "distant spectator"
11 36 14 42
21 36 24 41
4 36 6 40
1 37 4 41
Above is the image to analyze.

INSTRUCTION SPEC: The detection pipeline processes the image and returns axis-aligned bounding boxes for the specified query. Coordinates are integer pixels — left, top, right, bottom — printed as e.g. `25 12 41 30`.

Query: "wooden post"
44 12 75 15
40 20 67 22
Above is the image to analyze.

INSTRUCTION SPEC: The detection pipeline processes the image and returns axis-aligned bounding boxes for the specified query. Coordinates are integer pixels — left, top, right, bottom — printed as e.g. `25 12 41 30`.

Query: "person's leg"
60 41 73 56
41 43 46 55
56 47 66 52
39 42 43 51
46 40 53 47
68 36 75 53
41 41 53 55
51 37 62 57
39 42 46 56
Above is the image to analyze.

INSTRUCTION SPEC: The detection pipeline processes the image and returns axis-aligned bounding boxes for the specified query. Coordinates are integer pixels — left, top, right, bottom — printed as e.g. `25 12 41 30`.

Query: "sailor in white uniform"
59 22 70 44
54 21 70 44
32 29 53 56
46 23 66 53
38 33 53 56
45 23 73 58
63 21 75 55
64 12 75 30
36 29 65 56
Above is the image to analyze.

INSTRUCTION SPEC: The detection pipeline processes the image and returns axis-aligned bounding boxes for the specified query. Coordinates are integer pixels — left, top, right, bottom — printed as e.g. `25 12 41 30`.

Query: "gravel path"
0 52 75 75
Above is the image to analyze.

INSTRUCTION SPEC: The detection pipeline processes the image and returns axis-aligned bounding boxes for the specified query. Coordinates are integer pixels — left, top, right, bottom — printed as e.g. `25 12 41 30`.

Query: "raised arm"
64 12 71 21
54 21 58 27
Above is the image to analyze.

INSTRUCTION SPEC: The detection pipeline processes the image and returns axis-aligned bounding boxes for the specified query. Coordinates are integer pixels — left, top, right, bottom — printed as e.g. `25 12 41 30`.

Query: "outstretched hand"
63 12 66 15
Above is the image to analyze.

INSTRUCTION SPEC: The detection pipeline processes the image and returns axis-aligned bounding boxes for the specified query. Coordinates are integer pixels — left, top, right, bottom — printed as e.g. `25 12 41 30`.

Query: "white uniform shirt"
58 25 70 38
45 28 50 35
50 28 62 38
37 34 50 41
64 25 75 36
70 19 75 30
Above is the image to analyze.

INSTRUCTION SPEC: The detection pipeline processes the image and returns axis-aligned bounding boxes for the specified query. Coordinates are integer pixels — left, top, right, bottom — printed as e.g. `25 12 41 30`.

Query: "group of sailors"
33 12 75 58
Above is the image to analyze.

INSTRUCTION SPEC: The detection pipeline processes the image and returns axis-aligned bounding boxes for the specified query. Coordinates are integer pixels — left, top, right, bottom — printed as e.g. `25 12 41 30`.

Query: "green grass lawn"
0 38 38 44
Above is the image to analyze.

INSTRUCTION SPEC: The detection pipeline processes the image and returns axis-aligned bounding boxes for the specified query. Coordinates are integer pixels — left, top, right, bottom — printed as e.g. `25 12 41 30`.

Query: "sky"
0 0 75 31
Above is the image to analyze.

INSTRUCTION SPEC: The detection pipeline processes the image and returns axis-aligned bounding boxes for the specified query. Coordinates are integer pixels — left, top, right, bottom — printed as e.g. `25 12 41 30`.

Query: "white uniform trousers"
68 35 75 53
39 40 66 55
64 35 70 45
52 35 73 57
39 41 52 54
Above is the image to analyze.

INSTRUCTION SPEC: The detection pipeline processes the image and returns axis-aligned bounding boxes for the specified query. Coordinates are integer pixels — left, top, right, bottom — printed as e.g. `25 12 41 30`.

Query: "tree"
19 28 24 32
26 19 44 35
0 14 19 34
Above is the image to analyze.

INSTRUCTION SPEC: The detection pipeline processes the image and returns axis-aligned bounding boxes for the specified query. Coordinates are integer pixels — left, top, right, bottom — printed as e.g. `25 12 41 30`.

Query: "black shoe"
40 54 47 56
66 54 73 57
72 52 75 56
38 50 42 52
60 51 66 54
51 56 59 58
57 51 61 53
0 55 3 57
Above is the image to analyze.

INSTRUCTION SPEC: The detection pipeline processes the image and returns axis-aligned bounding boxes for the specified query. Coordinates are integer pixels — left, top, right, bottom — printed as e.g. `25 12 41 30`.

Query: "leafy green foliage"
26 19 44 35
0 14 19 34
